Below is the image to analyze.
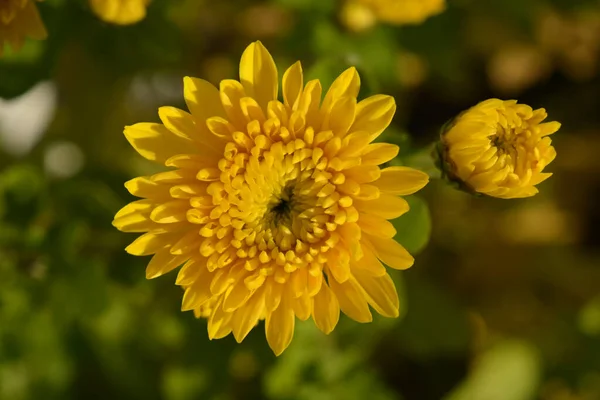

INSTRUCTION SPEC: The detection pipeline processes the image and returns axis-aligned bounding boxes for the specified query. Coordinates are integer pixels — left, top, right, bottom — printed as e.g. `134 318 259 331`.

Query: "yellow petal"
150 200 188 224
328 273 372 323
124 123 194 164
265 294 295 356
323 96 357 137
181 267 213 310
114 199 153 220
297 80 322 128
344 165 381 184
158 106 197 140
175 259 203 286
365 235 414 270
350 95 396 141
337 221 362 247
374 166 429 195
125 232 177 256
170 230 201 255
239 41 278 110
351 247 386 277
183 76 226 122
207 298 234 339
539 121 561 137
352 271 399 318
146 250 188 279
357 213 397 238
327 247 351 283
354 193 409 219
231 288 265 343
283 61 303 110
265 279 284 312
361 143 399 165
223 277 253 312
220 79 247 129
339 131 372 158
292 293 311 321
312 282 340 334
113 200 160 232
124 177 170 199
321 67 361 116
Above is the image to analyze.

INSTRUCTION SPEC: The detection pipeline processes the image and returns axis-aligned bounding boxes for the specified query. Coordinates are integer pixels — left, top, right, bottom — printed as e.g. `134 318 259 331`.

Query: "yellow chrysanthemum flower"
113 41 429 355
0 0 47 56
89 0 149 25
440 99 560 199
342 0 445 31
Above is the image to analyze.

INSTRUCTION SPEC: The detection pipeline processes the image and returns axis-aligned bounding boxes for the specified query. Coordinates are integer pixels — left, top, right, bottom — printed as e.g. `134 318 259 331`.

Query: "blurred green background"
2 0 600 399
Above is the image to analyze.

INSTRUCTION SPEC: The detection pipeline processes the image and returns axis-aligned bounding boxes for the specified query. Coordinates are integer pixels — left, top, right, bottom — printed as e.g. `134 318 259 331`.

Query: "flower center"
490 131 517 155
268 183 295 227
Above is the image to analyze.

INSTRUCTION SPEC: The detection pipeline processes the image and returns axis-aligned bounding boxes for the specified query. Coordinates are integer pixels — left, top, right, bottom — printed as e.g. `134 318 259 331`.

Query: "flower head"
89 0 149 25
342 0 445 31
440 99 560 199
113 41 429 355
0 0 47 56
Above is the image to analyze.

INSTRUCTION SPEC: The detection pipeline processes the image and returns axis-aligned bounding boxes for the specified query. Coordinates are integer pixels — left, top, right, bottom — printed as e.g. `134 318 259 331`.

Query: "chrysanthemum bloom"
89 0 149 25
0 0 47 56
113 41 429 355
342 0 445 31
440 99 560 199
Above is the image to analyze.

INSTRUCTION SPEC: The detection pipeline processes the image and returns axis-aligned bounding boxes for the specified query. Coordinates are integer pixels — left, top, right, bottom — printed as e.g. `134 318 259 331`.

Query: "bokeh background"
2 0 600 399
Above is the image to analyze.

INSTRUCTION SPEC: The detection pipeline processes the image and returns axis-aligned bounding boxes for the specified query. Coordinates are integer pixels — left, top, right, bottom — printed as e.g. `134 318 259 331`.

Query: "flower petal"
350 95 396 141
207 298 234 339
283 61 303 110
354 193 409 219
323 96 357 137
146 250 188 279
239 41 278 111
365 235 414 270
231 288 266 342
183 76 226 122
265 293 295 356
361 143 399 165
328 273 372 323
125 176 170 199
374 166 429 195
125 232 178 256
351 247 386 277
321 67 361 116
292 293 311 321
312 282 340 334
352 270 399 318
358 213 397 238
124 123 194 164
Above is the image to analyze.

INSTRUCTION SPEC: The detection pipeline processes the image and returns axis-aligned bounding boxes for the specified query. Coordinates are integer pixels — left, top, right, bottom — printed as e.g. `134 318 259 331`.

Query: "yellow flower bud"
439 99 560 199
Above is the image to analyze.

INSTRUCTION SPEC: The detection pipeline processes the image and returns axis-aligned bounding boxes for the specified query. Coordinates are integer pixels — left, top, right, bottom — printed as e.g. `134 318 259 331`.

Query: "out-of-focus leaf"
444 340 541 400
579 295 600 336
162 365 208 400
392 195 431 255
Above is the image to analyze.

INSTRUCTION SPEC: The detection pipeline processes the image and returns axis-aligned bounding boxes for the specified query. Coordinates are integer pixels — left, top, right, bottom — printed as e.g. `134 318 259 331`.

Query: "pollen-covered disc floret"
0 0 47 56
113 41 429 355
441 99 560 199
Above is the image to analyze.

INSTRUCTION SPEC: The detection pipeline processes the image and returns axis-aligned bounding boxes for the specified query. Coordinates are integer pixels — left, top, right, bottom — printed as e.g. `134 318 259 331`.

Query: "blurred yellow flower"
113 41 429 355
90 0 149 25
342 0 445 31
0 0 46 56
441 99 560 199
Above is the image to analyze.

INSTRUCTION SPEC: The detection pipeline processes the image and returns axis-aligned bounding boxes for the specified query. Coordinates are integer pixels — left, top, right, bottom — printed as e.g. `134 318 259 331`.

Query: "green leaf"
579 295 600 336
444 340 541 400
392 195 431 255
